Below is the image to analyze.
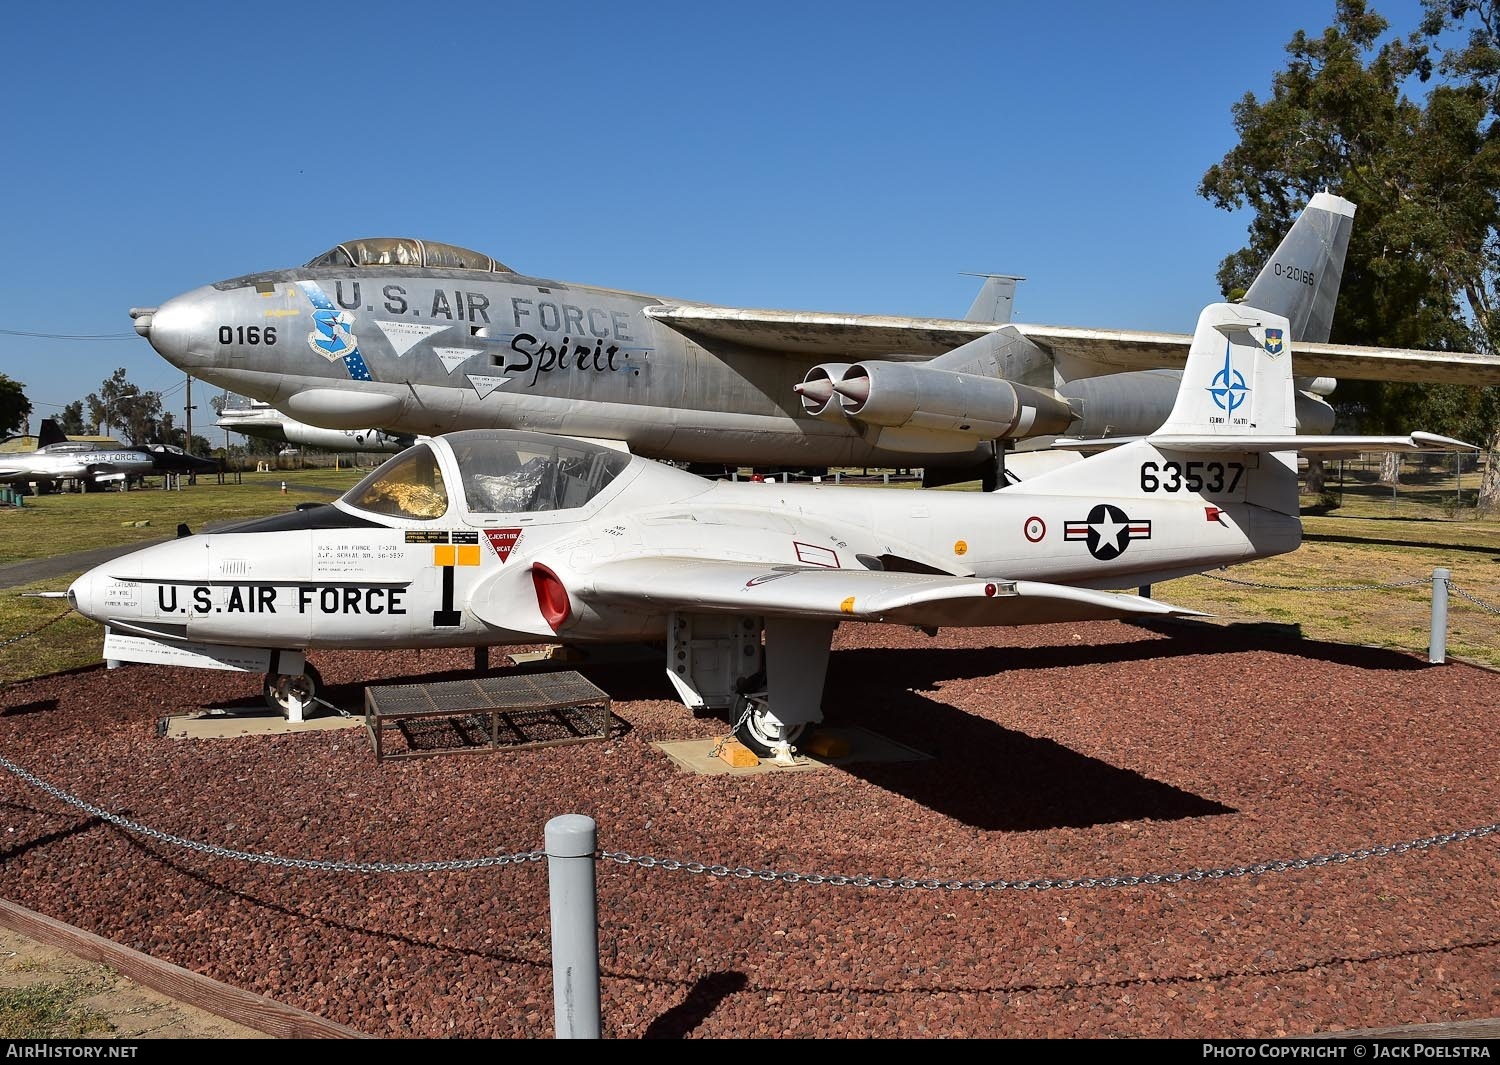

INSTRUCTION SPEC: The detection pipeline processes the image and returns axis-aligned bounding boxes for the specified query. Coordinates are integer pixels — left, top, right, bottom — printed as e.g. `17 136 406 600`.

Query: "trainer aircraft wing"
575 556 1207 628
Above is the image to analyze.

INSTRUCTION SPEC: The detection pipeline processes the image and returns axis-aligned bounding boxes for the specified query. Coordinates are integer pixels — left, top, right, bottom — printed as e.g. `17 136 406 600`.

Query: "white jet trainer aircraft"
70 301 1474 758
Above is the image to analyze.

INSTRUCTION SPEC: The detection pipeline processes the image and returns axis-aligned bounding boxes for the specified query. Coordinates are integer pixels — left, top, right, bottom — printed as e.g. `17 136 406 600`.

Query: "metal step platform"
364 670 613 762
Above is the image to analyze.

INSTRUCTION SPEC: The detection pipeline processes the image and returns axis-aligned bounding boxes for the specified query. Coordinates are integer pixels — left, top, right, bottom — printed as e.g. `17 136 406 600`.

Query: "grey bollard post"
546 814 601 1038
1429 567 1450 664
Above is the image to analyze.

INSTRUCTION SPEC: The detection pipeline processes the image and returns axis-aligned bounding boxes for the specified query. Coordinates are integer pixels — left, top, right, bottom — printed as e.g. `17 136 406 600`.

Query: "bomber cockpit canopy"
303 237 512 273
339 430 632 520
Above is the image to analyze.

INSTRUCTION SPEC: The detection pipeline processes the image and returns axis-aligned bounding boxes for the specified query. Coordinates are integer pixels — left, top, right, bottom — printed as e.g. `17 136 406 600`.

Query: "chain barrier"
0 607 75 652
1198 570 1498 618
1 751 1494 892
1450 583 1499 614
0 754 544 873
1200 572 1432 593
600 823 1500 890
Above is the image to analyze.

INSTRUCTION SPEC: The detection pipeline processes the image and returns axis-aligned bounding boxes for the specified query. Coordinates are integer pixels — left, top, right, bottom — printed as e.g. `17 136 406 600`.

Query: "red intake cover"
531 563 572 631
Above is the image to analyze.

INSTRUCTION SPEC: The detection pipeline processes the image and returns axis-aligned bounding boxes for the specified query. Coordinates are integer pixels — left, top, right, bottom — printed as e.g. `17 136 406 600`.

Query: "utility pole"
185 374 197 484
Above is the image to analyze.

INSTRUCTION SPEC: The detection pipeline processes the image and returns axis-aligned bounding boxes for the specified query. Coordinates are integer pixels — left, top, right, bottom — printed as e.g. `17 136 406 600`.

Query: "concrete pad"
507 643 662 667
654 726 932 777
159 707 364 741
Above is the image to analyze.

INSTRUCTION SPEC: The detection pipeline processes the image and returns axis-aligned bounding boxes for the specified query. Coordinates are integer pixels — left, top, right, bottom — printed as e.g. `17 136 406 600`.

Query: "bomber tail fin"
1240 191 1354 344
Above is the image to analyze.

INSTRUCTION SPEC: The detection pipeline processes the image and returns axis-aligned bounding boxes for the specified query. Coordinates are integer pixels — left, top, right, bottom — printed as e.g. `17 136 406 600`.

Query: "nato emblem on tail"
1207 340 1251 422
1156 303 1297 439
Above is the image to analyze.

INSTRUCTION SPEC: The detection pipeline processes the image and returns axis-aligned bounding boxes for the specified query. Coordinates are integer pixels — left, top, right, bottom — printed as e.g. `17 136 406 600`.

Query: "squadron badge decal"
297 281 373 381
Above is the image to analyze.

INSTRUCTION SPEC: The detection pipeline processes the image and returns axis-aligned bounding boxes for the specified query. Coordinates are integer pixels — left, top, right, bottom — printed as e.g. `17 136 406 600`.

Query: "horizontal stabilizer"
1053 431 1477 454
576 557 1209 629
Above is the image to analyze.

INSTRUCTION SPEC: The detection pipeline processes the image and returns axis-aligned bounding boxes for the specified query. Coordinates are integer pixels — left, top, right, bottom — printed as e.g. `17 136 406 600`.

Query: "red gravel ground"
1 618 1496 1039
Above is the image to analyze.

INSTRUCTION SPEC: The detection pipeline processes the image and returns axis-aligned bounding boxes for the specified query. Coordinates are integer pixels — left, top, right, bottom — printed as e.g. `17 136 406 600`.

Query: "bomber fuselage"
134 259 1001 471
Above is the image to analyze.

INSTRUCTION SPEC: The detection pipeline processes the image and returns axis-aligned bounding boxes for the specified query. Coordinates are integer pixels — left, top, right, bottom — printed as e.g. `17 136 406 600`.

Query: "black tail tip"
176 523 191 539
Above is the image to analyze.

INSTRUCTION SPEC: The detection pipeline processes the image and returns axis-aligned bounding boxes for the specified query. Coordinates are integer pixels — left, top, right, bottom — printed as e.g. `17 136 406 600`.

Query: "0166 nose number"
218 325 278 345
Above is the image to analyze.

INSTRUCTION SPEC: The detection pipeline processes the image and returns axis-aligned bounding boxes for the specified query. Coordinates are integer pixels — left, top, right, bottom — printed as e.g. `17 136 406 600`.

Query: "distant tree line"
1200 0 1500 511
1 367 217 455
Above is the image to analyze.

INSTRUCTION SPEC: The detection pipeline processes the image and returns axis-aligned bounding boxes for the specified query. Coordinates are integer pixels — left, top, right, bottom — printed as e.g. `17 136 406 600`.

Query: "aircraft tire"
731 692 810 758
263 663 324 718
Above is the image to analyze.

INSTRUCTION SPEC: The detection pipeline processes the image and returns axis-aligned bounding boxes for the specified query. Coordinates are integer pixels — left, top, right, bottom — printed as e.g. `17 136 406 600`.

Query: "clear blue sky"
0 0 1432 436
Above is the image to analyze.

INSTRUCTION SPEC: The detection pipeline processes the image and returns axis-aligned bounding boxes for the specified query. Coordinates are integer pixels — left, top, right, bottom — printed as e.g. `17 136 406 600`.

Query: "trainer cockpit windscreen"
442 430 632 515
341 443 449 520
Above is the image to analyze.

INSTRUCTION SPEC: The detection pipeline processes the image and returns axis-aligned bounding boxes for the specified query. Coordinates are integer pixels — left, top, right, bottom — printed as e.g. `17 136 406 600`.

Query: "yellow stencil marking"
457 544 481 566
434 545 457 567
954 540 969 556
840 596 856 614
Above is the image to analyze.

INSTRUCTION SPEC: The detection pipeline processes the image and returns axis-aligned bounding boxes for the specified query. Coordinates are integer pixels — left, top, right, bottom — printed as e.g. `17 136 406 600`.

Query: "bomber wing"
575 557 1208 628
643 304 981 359
643 305 1500 387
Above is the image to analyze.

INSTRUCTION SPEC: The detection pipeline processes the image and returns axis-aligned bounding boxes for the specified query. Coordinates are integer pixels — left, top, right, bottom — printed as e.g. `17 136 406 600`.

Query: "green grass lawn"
0 467 366 682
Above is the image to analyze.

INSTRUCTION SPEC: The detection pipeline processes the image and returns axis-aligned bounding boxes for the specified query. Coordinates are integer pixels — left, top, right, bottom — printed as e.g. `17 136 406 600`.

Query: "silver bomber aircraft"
128 193 1500 490
70 282 1474 757
0 420 221 494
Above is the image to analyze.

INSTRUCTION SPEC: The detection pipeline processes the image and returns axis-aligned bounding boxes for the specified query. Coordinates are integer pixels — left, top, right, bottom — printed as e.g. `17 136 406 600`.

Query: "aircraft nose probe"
129 292 220 371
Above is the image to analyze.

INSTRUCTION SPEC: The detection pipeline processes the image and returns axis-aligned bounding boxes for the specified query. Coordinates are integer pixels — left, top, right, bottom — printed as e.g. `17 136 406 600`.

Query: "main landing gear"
730 672 811 761
665 613 836 764
263 663 324 722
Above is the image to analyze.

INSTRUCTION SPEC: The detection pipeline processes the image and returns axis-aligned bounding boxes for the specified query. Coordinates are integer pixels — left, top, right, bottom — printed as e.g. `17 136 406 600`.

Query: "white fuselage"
69 452 1298 656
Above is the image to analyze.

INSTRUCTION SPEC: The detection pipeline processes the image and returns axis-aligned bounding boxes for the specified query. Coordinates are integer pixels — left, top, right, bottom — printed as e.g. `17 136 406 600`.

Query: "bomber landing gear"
263 663 324 722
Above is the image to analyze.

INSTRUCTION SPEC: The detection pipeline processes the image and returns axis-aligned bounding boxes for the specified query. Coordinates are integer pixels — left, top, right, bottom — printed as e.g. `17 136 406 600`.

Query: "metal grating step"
365 670 613 761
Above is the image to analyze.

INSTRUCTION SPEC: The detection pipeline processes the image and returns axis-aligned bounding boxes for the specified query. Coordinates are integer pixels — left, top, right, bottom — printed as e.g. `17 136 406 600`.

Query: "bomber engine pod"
795 362 852 420
831 361 1076 440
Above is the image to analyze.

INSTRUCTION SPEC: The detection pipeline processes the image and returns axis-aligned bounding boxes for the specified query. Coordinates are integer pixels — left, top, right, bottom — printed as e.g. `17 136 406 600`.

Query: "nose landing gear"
263 663 324 722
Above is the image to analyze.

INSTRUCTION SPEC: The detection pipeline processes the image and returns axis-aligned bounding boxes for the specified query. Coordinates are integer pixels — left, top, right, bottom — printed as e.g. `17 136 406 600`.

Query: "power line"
0 328 139 340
